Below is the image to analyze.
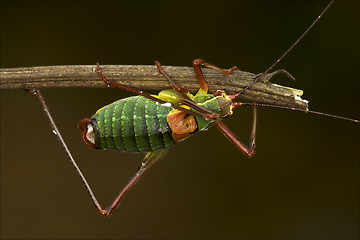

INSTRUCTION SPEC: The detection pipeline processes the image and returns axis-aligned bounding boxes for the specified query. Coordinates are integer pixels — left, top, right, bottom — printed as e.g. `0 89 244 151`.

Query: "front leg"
192 59 239 95
215 105 257 157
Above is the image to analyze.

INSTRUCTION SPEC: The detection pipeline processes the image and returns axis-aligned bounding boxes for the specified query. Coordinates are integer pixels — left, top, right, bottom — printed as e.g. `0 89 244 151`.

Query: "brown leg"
154 61 220 121
24 87 108 216
155 61 190 95
192 59 239 94
103 148 169 217
94 63 154 97
94 63 210 120
215 105 256 157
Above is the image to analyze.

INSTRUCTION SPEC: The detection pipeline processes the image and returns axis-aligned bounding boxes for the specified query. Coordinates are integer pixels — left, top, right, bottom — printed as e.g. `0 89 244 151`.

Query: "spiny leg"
156 59 238 95
24 88 107 216
104 148 169 217
94 63 212 120
215 105 257 157
155 61 190 95
154 61 220 121
25 85 172 217
250 105 257 151
94 63 221 122
94 63 151 95
192 58 239 94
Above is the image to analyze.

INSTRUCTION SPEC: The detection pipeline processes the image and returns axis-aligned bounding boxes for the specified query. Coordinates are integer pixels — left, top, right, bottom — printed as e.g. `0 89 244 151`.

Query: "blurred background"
1 1 359 239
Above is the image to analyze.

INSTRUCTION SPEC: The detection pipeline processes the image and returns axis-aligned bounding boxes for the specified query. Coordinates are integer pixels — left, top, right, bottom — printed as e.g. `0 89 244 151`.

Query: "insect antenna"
232 102 359 123
227 0 358 124
232 0 335 99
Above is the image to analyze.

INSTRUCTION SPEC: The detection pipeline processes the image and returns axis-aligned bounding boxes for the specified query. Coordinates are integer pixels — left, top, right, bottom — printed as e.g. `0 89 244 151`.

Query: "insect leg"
24 87 108 216
155 61 190 95
215 105 257 157
154 62 220 121
94 63 211 119
104 148 169 217
193 58 239 94
27 87 171 217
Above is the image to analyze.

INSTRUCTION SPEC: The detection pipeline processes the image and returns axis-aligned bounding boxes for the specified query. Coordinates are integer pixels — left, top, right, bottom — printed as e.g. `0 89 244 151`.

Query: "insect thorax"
195 94 233 131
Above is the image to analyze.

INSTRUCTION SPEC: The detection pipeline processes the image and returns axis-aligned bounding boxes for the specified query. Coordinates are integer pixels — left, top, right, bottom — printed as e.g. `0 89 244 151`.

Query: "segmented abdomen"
92 96 174 152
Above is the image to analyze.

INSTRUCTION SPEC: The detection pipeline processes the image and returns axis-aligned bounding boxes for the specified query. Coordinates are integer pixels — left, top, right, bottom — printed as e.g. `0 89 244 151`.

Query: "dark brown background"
1 1 359 239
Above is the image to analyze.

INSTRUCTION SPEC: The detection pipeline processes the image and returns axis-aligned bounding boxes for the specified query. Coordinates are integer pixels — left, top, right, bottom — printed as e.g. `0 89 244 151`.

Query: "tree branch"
0 65 308 110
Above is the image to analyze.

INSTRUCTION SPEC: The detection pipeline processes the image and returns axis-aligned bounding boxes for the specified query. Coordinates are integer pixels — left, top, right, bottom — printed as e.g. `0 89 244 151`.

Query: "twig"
0 65 308 110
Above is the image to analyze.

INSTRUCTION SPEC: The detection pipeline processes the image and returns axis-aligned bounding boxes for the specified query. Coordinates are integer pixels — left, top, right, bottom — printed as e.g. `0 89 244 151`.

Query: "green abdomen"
92 96 174 152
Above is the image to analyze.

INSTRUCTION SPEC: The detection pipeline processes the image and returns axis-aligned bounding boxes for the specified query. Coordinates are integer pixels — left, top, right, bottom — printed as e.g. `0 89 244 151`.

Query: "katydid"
26 0 358 217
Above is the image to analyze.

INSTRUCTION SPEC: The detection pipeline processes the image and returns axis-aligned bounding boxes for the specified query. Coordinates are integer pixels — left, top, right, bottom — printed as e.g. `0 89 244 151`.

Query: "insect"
24 0 358 218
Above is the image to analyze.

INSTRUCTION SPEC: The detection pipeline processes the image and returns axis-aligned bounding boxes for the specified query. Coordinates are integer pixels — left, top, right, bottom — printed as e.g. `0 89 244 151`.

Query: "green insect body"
91 95 174 152
77 60 255 217
87 90 232 153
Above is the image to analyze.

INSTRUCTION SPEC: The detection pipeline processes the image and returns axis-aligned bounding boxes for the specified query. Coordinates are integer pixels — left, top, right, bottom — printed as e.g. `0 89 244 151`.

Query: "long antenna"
232 102 359 123
233 0 335 99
